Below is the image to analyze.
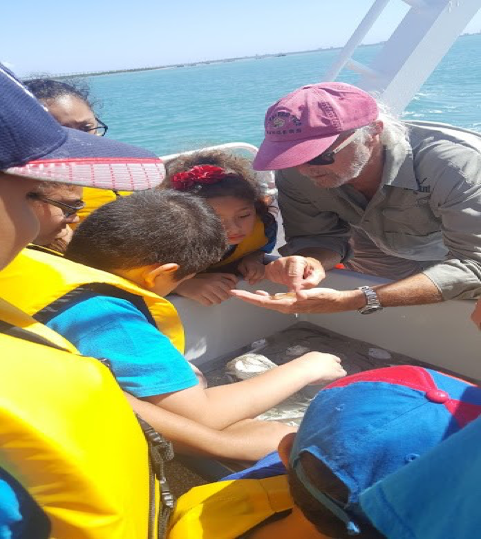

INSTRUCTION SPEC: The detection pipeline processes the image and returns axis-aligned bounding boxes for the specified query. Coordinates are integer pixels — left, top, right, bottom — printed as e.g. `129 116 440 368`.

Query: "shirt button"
426 389 449 403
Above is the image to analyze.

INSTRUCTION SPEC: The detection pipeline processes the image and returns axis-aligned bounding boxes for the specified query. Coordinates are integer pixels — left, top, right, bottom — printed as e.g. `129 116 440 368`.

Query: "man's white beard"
309 143 371 189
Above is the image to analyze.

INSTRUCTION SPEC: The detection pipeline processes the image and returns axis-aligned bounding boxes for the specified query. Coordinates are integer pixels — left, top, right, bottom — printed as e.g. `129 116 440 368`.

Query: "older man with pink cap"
232 82 481 315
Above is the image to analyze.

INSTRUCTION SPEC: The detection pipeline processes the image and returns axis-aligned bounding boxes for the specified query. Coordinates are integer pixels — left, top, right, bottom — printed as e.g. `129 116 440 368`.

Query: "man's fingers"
230 289 296 313
302 268 324 288
265 262 287 285
253 290 270 296
286 258 307 292
230 289 270 304
294 288 309 300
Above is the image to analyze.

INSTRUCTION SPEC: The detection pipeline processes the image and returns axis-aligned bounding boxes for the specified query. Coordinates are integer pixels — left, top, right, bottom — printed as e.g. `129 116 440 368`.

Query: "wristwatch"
357 286 383 315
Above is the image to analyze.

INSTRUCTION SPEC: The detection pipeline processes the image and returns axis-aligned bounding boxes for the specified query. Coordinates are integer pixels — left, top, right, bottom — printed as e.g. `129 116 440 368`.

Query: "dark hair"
287 455 385 539
24 78 95 111
65 190 227 279
35 180 81 196
163 150 274 225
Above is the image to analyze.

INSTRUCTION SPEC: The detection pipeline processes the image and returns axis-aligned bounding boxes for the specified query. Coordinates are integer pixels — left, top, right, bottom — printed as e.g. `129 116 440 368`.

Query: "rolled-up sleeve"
276 169 352 259
422 147 481 300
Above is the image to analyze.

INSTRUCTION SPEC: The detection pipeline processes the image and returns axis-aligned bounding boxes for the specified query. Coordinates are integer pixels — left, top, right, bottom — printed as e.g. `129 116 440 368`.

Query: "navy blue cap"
0 64 165 190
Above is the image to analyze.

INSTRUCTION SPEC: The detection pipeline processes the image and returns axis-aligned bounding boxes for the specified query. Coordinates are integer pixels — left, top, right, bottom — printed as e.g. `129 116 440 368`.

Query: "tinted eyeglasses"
29 194 86 218
306 131 360 166
82 117 108 137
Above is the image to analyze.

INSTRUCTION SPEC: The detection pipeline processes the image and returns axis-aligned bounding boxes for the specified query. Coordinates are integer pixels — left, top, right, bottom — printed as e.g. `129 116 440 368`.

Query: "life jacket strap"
137 416 176 539
34 283 157 328
99 357 176 539
0 320 68 351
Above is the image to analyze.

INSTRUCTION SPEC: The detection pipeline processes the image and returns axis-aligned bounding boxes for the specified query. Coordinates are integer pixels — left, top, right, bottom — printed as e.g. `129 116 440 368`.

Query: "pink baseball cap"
253 82 378 171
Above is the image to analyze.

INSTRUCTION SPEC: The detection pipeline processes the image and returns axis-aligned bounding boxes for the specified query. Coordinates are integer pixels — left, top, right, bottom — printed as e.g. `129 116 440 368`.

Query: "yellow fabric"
0 299 153 538
0 248 185 353
168 475 293 539
212 217 268 268
75 187 132 226
0 298 77 352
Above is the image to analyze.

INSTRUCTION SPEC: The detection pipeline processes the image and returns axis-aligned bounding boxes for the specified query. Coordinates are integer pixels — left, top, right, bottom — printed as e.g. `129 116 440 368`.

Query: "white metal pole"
323 0 391 81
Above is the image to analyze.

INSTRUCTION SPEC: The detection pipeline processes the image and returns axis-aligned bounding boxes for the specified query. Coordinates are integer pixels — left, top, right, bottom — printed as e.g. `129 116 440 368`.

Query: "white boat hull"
170 270 480 381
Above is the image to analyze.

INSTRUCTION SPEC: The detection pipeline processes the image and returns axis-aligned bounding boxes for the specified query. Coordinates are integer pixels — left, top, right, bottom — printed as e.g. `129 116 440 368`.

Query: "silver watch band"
357 285 383 314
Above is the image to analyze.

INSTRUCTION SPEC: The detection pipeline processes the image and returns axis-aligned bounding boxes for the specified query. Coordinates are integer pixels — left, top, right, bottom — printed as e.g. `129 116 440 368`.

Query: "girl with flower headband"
164 151 277 306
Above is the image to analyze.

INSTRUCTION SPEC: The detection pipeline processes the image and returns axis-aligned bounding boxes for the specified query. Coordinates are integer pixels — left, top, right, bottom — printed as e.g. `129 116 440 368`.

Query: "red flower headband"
171 165 229 191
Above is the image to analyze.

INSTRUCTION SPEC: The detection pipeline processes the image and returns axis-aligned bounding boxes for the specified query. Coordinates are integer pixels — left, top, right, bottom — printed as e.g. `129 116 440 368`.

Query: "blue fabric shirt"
46 292 198 398
0 469 50 539
260 217 278 254
360 414 481 539
222 451 286 481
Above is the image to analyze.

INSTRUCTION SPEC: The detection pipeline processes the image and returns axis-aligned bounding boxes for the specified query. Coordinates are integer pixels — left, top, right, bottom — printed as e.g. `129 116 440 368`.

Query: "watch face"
360 304 383 315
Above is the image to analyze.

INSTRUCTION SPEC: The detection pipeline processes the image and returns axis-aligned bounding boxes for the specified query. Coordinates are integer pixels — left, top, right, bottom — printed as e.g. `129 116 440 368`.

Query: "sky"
3 0 481 77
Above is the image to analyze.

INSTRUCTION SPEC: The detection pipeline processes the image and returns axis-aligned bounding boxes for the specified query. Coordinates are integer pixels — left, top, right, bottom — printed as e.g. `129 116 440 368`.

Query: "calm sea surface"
88 33 481 156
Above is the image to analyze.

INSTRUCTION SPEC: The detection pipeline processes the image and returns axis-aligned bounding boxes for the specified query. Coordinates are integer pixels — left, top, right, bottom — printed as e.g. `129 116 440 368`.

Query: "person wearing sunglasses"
29 182 85 253
25 78 131 227
231 82 481 317
24 79 109 251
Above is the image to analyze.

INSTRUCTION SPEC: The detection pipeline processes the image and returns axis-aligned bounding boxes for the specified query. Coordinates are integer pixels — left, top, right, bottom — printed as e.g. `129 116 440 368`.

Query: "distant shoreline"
49 31 480 80
51 43 375 79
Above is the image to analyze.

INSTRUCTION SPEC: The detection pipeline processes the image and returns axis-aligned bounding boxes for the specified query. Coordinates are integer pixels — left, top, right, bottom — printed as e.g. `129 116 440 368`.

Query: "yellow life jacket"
28 243 65 257
212 216 268 268
75 187 132 226
168 475 294 539
0 248 185 353
0 298 160 538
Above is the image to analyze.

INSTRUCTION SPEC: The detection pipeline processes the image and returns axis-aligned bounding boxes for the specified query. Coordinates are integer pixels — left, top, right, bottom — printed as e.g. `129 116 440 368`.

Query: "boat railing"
323 0 481 113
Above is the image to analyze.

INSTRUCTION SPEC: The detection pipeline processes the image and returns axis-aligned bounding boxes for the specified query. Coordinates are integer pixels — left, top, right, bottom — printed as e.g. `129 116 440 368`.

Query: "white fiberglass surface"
170 269 479 381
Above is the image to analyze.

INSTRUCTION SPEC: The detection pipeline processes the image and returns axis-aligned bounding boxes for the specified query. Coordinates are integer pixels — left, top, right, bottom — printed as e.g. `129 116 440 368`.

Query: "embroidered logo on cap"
266 111 302 135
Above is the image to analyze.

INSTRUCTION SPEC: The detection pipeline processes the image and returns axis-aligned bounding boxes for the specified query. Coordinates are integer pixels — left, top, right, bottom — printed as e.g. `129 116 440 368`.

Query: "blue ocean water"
88 33 481 156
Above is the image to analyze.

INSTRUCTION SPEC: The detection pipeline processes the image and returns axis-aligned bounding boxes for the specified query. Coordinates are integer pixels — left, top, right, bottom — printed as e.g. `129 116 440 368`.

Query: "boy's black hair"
65 190 227 279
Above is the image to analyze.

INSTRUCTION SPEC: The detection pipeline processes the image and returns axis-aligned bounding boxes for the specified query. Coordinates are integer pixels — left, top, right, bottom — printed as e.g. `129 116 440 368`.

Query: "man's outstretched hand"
230 287 364 314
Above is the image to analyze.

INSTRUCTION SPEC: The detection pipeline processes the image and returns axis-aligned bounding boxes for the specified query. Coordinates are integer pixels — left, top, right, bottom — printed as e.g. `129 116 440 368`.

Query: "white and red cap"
0 64 165 190
253 82 379 171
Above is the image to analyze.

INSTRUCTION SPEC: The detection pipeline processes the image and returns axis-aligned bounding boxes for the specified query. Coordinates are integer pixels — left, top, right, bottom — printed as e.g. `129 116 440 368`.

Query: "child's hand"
238 253 266 285
174 273 238 306
295 351 347 387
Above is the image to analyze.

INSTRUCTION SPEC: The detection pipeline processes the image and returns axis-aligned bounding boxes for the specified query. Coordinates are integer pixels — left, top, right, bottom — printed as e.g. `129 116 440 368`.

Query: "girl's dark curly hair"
163 150 274 225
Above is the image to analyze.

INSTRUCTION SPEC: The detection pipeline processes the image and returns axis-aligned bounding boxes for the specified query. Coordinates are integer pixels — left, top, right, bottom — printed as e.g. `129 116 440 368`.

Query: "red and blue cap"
0 64 165 190
290 365 481 535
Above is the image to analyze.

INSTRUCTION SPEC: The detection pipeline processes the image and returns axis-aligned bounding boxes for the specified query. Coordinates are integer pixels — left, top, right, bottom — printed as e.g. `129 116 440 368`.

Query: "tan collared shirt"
276 121 481 300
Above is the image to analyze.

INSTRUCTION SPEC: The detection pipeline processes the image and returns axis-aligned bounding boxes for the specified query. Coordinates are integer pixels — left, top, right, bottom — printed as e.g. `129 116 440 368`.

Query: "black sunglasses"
29 193 85 218
306 131 360 166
